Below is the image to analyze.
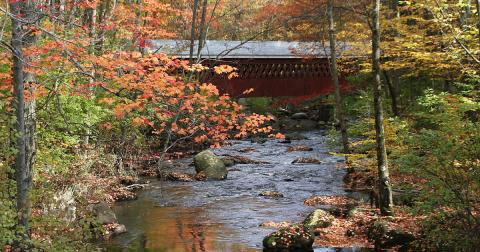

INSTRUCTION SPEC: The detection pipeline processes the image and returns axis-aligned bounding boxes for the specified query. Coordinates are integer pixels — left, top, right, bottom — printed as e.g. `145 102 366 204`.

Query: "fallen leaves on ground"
304 195 356 206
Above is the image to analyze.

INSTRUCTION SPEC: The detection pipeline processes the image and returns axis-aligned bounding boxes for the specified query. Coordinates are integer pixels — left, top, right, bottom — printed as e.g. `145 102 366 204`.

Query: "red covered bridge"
149 40 355 98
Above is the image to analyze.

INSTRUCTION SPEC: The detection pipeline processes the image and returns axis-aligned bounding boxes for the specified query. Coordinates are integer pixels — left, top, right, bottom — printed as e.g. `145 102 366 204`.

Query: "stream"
104 131 370 252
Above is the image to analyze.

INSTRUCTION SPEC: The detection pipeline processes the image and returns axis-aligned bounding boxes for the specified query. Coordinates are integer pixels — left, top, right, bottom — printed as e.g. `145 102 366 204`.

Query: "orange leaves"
235 114 274 139
213 65 239 79
274 133 286 139
132 117 153 127
213 65 235 74
84 52 273 148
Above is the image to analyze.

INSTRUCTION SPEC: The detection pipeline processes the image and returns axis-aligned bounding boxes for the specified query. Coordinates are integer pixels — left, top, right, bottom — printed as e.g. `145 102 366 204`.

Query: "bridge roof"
148 40 356 59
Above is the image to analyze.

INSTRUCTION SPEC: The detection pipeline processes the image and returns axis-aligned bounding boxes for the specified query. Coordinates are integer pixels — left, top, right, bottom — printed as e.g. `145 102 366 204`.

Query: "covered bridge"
149 40 355 97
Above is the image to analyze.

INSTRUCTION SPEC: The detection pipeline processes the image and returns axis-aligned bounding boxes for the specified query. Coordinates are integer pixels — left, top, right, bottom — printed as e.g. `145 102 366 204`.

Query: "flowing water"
104 131 370 252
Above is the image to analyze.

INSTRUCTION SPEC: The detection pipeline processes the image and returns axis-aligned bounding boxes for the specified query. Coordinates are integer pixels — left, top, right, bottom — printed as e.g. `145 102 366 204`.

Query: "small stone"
113 224 127 236
250 138 267 144
291 112 309 120
287 145 313 152
238 147 256 153
221 157 235 167
194 171 207 181
292 157 321 164
159 172 195 182
285 133 308 140
259 191 284 198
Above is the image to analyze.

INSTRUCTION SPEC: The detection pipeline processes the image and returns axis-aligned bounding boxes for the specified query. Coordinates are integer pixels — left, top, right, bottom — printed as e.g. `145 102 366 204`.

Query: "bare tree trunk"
460 0 472 26
476 0 480 43
327 0 349 153
10 0 29 236
196 0 208 61
383 70 399 117
372 0 394 216
189 0 200 65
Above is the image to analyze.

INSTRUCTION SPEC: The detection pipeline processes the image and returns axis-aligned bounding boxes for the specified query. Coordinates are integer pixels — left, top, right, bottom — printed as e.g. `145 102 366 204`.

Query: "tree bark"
189 0 200 65
196 0 208 61
476 0 480 43
10 0 29 235
327 0 349 153
372 0 394 216
383 70 399 117
460 0 472 26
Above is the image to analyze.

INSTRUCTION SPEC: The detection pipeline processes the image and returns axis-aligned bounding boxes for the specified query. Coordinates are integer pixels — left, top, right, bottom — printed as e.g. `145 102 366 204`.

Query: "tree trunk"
372 0 394 216
460 0 472 26
189 0 200 65
327 0 349 153
10 0 29 235
196 0 208 61
476 0 480 43
383 71 400 117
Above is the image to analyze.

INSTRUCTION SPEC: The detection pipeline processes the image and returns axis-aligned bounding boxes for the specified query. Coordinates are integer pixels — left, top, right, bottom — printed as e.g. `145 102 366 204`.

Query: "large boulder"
263 224 314 251
193 150 227 180
303 209 335 229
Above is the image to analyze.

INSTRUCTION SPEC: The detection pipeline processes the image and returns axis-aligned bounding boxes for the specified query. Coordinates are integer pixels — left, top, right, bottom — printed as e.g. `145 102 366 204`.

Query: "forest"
0 0 479 251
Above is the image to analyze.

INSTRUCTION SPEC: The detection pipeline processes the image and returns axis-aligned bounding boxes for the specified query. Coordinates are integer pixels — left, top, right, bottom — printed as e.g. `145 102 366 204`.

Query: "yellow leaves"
185 64 208 72
131 52 142 59
132 117 145 126
213 65 238 75
242 88 255 95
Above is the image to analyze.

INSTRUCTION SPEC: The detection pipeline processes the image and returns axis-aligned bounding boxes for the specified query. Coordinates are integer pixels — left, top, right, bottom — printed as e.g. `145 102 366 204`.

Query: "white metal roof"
148 40 354 59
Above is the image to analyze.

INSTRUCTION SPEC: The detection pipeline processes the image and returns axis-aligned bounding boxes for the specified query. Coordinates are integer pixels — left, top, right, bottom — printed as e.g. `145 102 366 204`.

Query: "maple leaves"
86 51 272 147
213 65 239 79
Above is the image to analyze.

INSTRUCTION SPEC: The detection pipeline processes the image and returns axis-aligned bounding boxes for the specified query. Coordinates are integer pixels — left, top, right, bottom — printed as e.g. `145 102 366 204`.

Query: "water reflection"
104 197 259 252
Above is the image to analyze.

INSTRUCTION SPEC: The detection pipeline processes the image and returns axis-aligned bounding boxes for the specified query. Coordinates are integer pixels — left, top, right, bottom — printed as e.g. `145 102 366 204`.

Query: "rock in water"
259 191 284 198
292 157 321 164
263 224 314 250
112 224 127 236
193 150 227 180
159 172 195 182
291 112 309 120
88 202 117 225
303 209 335 229
287 145 313 152
297 119 318 131
285 132 308 140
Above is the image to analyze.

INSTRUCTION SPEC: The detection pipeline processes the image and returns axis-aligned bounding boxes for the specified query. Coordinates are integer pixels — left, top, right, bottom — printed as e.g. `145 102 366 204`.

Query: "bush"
396 90 480 250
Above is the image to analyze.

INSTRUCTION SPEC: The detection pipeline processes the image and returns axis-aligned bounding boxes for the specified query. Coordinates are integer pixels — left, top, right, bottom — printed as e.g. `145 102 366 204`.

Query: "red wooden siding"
200 58 351 98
